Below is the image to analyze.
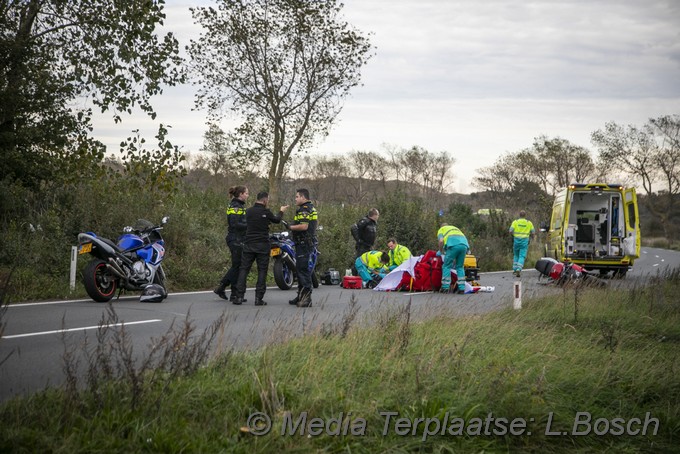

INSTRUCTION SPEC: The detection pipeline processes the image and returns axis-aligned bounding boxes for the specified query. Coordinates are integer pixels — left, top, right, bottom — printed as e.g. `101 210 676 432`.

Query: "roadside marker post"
513 280 522 309
70 246 77 291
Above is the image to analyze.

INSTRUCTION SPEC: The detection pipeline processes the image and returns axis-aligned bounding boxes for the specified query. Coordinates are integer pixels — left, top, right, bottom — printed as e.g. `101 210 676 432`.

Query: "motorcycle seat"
102 237 122 252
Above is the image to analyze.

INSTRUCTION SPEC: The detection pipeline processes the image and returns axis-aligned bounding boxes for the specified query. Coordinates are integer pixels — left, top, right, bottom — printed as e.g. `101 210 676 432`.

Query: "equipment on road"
341 275 363 289
321 268 341 285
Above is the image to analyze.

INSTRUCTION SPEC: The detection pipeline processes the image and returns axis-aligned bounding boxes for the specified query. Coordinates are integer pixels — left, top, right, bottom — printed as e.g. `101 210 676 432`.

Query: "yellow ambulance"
546 183 640 277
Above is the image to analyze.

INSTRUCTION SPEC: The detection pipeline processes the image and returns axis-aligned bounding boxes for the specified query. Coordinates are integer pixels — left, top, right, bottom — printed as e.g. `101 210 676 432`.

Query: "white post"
70 246 78 291
513 280 522 309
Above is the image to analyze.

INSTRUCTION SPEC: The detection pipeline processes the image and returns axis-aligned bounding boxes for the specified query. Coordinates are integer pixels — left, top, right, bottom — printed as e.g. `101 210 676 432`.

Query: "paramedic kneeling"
438 223 469 294
355 251 389 289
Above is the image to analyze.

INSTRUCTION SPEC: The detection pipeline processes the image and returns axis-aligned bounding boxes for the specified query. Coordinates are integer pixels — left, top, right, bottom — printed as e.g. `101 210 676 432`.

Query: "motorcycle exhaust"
106 259 128 281
281 252 297 272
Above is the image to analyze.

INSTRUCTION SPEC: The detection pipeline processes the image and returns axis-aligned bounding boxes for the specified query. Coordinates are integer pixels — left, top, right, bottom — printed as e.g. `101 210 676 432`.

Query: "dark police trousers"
234 242 270 300
296 242 314 293
219 241 243 288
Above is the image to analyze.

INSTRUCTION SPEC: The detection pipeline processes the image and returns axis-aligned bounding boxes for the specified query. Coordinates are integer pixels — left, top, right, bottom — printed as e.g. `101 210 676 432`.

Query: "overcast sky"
91 0 680 193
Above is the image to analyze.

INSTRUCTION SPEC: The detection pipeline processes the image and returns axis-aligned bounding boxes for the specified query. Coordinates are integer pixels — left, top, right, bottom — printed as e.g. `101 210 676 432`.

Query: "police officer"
509 210 535 277
287 188 318 308
438 223 469 294
231 192 288 306
214 185 248 303
351 208 379 274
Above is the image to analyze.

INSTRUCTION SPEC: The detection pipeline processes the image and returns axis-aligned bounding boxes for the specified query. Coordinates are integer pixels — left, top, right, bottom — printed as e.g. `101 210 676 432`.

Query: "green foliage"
2 276 679 452
376 191 439 255
119 124 187 195
1 175 534 301
188 0 374 201
0 0 184 189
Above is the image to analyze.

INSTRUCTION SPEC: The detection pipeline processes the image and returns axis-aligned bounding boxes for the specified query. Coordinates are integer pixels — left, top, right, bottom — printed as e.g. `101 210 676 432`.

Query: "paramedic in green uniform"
509 210 535 277
438 223 469 294
355 250 389 288
386 238 412 271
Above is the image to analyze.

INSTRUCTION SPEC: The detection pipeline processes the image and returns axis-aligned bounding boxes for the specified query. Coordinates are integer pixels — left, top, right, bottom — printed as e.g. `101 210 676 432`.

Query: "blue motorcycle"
77 217 169 302
269 231 319 290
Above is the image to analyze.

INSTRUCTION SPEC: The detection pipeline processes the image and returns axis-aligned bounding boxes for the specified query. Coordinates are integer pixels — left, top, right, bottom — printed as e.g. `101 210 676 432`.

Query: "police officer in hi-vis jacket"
287 188 318 308
214 186 248 302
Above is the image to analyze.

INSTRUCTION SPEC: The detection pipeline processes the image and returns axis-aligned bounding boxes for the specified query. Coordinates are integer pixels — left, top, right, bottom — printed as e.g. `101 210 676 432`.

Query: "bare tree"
593 115 680 238
200 123 232 176
473 136 596 197
188 0 373 202
333 150 389 203
591 122 658 195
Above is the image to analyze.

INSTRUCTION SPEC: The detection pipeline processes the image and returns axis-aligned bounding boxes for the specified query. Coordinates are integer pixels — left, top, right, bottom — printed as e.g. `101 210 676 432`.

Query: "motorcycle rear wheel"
273 259 294 290
83 259 117 302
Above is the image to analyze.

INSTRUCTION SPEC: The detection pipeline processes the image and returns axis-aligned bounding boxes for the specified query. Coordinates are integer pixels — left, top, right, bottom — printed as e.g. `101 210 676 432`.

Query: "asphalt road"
1 247 678 403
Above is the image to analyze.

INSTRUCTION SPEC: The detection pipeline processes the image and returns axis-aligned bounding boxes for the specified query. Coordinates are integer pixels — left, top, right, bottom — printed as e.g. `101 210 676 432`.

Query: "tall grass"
1 270 678 452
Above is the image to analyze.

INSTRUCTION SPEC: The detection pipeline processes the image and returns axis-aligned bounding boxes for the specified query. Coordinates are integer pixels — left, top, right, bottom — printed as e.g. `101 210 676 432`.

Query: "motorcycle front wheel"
83 259 117 302
273 259 294 290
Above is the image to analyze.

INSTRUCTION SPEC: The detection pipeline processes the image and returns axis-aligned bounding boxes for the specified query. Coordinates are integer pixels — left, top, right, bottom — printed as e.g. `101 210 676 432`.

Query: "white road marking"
1 319 162 339
6 287 279 308
653 264 660 267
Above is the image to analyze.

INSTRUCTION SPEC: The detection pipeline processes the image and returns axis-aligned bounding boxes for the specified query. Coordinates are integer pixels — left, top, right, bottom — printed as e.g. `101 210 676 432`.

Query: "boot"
229 294 246 303
232 296 243 305
214 283 228 300
254 298 268 306
297 289 312 308
288 288 301 305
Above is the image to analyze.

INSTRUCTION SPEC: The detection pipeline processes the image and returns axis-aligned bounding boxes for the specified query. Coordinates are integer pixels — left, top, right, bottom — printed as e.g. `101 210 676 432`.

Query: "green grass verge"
1 277 679 453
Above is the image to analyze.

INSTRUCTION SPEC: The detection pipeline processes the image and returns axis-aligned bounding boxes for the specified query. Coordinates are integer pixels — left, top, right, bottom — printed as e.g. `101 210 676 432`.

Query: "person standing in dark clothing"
287 188 318 308
231 192 288 306
350 208 379 275
214 186 249 302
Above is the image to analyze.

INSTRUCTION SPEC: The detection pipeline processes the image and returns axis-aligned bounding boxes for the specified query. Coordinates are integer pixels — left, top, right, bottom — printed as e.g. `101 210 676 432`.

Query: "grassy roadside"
1 272 679 452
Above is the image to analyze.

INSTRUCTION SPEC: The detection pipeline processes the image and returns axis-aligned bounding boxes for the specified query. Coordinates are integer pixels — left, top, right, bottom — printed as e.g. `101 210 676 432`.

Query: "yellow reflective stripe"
226 207 245 215
294 209 318 222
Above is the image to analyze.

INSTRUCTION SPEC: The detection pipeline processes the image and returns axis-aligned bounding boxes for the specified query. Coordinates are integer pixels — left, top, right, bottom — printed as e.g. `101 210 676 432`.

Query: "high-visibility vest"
438 225 464 242
360 251 385 270
389 244 412 267
510 218 534 239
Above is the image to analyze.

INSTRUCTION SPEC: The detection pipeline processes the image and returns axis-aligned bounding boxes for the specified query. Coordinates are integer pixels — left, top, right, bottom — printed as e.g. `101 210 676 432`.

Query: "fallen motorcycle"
535 257 606 287
269 230 319 290
77 217 170 302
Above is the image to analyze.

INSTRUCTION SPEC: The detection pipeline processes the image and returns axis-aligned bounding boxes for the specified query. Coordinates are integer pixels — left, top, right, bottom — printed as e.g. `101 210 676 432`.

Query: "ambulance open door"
622 188 640 258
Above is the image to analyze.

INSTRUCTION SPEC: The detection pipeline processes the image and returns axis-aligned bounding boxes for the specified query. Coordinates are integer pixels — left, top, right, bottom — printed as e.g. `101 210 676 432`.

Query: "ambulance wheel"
613 268 628 279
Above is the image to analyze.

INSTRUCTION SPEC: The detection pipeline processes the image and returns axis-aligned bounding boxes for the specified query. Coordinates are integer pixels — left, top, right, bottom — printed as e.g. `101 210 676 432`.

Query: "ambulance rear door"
622 188 640 258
